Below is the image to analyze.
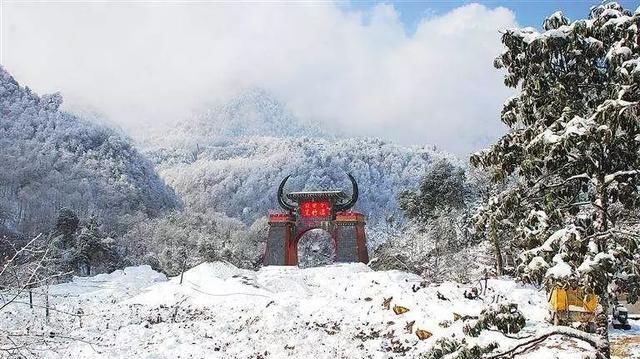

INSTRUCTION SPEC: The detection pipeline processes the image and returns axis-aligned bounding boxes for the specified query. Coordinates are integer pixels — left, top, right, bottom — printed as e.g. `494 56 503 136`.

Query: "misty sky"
0 1 619 155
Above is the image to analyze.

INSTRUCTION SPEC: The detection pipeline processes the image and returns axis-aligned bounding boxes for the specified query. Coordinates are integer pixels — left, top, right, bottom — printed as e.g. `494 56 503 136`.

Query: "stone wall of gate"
335 225 358 262
264 211 368 266
264 225 288 265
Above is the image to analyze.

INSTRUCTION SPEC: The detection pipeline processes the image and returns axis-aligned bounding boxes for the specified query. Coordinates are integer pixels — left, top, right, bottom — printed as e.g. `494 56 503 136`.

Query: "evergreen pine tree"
75 215 119 276
471 3 640 355
398 159 470 280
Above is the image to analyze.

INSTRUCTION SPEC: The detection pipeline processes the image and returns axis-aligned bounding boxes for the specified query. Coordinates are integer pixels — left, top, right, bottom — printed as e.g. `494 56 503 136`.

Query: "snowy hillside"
0 67 178 238
3 262 634 358
183 89 326 139
141 90 460 227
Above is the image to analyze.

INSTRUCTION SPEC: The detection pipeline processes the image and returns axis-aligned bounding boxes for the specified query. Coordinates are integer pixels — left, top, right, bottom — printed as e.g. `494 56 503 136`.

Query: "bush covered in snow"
463 303 526 337
120 209 266 275
421 337 499 359
371 160 492 282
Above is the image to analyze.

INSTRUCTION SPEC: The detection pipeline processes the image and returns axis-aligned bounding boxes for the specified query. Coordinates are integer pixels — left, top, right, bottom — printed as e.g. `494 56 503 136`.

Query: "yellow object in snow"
415 329 433 340
548 287 598 313
393 305 410 315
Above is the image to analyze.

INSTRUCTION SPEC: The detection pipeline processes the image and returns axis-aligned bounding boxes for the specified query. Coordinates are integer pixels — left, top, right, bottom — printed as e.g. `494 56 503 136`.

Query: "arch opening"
296 228 335 268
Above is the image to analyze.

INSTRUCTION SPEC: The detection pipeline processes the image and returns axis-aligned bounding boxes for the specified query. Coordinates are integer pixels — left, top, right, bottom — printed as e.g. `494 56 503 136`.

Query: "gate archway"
296 228 336 268
263 174 369 266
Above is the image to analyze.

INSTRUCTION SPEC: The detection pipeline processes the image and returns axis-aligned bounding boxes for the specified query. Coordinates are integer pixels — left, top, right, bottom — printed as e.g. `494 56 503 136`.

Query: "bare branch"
484 327 607 359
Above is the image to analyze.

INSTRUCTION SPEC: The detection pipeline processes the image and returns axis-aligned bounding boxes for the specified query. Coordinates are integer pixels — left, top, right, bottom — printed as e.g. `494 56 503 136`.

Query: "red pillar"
285 234 298 266
355 222 369 264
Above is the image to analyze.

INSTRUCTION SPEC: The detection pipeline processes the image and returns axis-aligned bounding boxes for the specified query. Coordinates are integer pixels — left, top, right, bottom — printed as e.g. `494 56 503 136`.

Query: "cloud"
1 1 515 155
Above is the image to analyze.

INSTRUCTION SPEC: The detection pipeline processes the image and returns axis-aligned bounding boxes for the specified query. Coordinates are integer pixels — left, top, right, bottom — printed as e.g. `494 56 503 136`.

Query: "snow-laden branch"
521 226 580 258
484 327 607 358
1 330 103 354
543 173 591 189
604 170 639 185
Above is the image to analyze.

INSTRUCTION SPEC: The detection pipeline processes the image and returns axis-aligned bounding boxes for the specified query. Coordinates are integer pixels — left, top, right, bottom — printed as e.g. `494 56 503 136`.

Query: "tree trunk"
433 226 440 281
594 175 609 241
179 260 186 285
45 285 50 324
490 219 504 276
594 175 610 359
596 300 610 359
483 271 489 295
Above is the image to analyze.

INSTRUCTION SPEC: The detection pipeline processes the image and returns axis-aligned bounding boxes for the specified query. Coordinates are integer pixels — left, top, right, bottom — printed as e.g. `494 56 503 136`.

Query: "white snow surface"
1 263 603 358
545 253 579 281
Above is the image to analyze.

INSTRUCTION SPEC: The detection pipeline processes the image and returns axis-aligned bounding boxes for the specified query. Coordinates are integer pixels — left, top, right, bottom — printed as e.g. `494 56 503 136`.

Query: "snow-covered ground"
0 263 626 358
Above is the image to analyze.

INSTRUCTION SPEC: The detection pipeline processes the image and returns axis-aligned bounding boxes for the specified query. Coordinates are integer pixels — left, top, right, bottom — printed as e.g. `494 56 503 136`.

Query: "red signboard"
300 200 331 218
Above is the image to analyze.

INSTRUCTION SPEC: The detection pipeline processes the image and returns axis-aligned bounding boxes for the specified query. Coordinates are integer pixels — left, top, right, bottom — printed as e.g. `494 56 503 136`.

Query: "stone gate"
263 174 369 266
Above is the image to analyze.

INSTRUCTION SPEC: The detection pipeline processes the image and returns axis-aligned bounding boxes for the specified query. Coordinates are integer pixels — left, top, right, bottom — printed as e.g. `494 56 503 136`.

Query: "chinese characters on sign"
300 201 331 218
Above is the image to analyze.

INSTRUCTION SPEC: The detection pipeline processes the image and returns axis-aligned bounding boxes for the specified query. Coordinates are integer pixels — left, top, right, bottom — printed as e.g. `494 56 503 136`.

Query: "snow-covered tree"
119 209 259 275
0 66 178 238
399 159 467 224
471 2 640 352
370 160 484 282
75 216 119 276
471 181 524 276
55 208 79 249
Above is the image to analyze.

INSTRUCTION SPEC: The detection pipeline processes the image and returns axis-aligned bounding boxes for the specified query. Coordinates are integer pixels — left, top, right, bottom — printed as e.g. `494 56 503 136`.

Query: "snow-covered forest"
0 68 179 239
0 64 480 277
2 1 640 358
142 89 464 227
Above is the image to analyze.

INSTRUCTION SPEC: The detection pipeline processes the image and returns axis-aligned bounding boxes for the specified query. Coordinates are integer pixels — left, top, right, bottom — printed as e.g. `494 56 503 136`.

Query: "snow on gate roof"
287 190 347 201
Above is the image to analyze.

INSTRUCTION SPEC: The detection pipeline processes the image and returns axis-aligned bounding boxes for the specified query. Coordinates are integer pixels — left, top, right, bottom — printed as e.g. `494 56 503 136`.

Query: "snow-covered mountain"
0 67 178 237
184 88 326 139
3 261 631 358
142 90 459 228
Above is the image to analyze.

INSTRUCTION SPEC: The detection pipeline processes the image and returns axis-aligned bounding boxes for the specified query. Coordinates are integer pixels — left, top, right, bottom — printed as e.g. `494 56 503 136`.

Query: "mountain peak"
186 88 326 139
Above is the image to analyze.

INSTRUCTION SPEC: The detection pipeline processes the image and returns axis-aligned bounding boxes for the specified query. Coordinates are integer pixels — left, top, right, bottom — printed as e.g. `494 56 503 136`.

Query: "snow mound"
1 262 602 358
182 261 248 281
48 265 167 302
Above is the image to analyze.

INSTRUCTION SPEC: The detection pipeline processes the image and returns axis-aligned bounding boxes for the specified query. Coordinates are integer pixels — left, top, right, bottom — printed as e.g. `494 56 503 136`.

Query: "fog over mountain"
2 2 514 155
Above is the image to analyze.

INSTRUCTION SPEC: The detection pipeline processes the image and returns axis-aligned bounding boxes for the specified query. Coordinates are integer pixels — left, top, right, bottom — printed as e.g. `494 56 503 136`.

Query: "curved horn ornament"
335 173 358 212
277 175 296 212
